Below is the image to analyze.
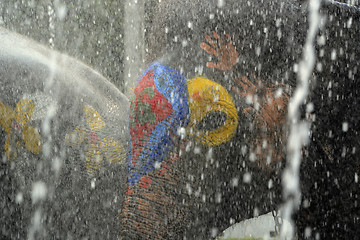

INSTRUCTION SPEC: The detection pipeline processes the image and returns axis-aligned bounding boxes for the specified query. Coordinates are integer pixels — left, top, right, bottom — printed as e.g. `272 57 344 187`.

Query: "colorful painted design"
65 105 126 175
128 63 189 187
128 63 240 190
0 99 42 160
187 76 239 146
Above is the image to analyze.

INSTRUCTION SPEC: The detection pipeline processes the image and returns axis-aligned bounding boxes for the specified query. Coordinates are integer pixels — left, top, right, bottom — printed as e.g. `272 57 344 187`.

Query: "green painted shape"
137 101 156 125
130 87 157 128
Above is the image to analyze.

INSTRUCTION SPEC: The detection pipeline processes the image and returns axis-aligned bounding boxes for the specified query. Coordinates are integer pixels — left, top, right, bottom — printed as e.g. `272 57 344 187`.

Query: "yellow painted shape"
0 99 42 159
4 134 15 159
86 143 103 174
187 76 238 146
0 101 15 133
65 127 87 146
22 125 42 154
100 138 126 165
84 105 105 131
65 105 126 175
15 99 35 127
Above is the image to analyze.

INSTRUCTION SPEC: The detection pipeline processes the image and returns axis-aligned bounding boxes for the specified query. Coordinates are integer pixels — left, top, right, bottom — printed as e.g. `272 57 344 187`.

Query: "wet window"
1 1 359 239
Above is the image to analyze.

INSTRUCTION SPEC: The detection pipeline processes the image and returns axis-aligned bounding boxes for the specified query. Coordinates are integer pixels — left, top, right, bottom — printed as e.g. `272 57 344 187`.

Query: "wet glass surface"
1 1 359 239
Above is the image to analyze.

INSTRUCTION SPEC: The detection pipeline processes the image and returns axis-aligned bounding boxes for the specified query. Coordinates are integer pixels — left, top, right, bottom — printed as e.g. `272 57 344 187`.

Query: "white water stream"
281 0 321 239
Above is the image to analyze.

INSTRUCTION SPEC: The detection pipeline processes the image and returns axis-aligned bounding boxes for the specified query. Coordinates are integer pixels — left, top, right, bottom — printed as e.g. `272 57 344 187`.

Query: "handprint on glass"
200 31 239 71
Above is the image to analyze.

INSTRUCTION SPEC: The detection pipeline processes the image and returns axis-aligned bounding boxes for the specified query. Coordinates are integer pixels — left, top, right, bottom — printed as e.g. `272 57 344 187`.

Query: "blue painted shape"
127 63 189 186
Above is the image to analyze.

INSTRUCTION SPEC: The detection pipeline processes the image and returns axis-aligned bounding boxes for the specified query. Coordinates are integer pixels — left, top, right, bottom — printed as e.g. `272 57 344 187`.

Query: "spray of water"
27 3 60 239
281 0 321 239
48 3 55 49
123 0 145 96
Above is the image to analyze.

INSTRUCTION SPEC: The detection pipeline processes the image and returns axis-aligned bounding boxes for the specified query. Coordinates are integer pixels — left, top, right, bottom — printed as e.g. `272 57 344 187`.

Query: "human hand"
232 74 290 171
200 31 238 71
232 75 288 122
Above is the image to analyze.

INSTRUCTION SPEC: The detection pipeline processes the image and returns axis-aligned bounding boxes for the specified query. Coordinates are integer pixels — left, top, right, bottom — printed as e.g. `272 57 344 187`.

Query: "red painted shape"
155 151 180 177
156 163 169 176
130 71 173 167
89 130 100 143
126 186 134 195
12 121 21 132
169 152 179 163
139 176 152 189
191 91 202 100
